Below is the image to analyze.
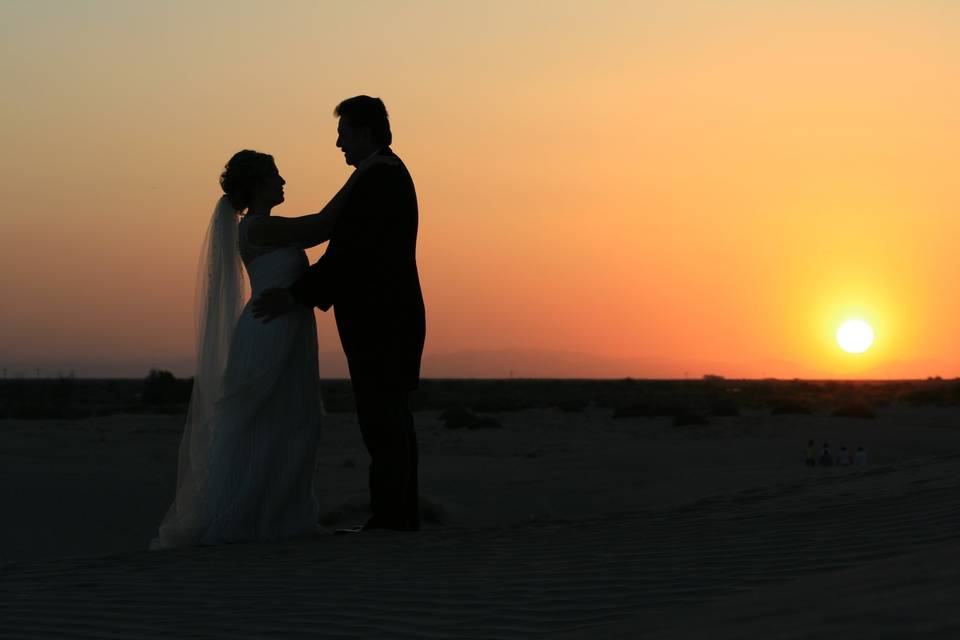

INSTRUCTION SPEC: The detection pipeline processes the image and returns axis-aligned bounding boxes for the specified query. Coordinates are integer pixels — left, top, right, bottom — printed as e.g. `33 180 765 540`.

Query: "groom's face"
336 118 376 167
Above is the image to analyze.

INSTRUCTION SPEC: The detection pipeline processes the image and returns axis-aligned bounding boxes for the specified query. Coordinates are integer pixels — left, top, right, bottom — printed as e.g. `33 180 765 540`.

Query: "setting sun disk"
836 320 874 354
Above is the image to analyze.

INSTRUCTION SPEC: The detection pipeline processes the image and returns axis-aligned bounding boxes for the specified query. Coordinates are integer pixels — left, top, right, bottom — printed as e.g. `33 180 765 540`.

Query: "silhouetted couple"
152 96 425 549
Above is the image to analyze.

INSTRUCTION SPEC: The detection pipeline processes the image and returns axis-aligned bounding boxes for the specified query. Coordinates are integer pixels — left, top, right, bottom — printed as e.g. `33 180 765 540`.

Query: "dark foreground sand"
1 406 959 638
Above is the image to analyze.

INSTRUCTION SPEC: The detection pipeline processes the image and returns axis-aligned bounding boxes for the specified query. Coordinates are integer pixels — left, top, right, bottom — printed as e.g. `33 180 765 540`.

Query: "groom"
253 96 426 532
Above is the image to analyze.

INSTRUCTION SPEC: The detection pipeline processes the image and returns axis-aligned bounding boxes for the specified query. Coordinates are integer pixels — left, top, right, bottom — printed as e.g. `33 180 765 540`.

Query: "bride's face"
253 164 286 209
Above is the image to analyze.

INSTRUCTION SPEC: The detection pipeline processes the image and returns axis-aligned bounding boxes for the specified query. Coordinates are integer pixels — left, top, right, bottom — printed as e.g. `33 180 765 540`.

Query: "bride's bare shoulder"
241 214 283 247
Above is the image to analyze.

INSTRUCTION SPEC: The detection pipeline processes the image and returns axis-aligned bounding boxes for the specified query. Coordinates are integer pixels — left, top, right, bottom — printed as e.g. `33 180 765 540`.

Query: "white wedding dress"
152 203 322 549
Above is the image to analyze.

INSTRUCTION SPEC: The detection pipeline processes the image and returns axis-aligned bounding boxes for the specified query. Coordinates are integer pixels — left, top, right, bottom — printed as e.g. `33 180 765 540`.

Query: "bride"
151 149 384 549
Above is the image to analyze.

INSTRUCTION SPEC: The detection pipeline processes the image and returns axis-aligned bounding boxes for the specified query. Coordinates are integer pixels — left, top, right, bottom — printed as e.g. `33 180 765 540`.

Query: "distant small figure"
818 442 833 467
854 446 868 466
805 439 816 467
836 446 851 466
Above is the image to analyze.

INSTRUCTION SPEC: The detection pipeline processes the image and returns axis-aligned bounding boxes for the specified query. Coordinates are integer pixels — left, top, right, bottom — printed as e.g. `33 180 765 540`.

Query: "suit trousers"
353 385 420 530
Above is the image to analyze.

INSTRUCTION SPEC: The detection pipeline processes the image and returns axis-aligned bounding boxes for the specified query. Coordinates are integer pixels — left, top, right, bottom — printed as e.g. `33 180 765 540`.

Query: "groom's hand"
252 288 297 323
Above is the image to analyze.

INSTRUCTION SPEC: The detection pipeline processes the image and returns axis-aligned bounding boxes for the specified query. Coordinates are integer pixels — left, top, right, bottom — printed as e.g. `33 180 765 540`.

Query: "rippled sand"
2 406 958 638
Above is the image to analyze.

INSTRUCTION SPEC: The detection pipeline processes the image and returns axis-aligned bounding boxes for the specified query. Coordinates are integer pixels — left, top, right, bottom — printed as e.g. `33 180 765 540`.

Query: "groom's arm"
249 155 400 251
290 252 338 311
244 212 338 250
291 166 401 310
254 166 402 322
252 253 339 321
245 175 358 249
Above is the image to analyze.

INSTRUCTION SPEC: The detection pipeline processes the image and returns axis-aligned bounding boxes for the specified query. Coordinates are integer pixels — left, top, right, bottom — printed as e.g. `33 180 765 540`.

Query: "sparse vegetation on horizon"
2 375 960 421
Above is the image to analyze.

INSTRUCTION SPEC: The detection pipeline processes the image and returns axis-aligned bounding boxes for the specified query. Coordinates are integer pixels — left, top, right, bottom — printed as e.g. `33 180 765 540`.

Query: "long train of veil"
152 196 245 548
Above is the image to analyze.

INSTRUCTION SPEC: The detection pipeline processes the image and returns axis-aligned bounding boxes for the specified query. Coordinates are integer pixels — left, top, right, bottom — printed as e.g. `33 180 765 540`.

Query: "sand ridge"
2 453 959 639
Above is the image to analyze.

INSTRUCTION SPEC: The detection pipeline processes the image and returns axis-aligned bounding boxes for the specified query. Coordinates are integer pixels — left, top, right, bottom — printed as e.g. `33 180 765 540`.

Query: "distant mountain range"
5 349 953 380
421 349 684 379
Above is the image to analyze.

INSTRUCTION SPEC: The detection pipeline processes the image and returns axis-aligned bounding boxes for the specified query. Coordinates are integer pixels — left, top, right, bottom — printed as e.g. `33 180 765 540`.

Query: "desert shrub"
769 397 814 415
471 396 527 413
613 402 678 419
418 496 448 523
612 404 647 419
6 403 85 419
439 406 502 429
0 376 88 419
613 392 689 419
440 406 478 429
831 401 876 419
557 399 588 413
708 398 740 417
469 416 503 429
673 411 709 427
51 375 76 403
9 401 93 420
899 386 949 407
141 370 191 406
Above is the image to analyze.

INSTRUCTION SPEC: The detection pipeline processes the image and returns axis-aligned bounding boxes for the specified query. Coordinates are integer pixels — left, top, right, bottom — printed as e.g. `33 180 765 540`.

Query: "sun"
836 319 874 354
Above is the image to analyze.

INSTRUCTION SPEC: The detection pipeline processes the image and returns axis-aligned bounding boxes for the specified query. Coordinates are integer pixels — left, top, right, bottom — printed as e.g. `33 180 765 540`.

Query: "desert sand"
2 402 959 638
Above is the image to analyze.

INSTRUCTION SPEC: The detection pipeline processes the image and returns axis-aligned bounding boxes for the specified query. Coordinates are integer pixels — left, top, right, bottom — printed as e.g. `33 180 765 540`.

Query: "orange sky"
2 1 958 378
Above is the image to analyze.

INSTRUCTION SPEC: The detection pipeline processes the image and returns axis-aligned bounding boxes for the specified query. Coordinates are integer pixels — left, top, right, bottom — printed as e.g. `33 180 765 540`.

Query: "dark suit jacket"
291 148 425 391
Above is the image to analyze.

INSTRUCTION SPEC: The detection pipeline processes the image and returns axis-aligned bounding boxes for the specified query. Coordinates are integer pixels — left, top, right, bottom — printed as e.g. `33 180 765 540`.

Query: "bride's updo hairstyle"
220 150 276 212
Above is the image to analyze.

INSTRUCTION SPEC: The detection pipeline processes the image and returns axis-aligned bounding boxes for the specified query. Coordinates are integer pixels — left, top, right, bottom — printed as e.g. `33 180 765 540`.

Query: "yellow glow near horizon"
2 2 959 378
837 320 875 354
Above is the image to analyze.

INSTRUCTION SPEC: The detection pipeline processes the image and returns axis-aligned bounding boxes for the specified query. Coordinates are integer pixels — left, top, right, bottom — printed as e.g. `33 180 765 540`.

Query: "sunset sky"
2 1 958 378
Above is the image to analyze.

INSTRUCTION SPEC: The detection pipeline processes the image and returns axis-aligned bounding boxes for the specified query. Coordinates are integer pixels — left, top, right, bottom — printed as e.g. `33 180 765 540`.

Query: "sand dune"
2 407 959 638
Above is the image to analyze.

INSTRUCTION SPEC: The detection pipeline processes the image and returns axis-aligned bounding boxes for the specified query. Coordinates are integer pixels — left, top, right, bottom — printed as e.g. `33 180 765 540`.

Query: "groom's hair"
335 96 392 146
